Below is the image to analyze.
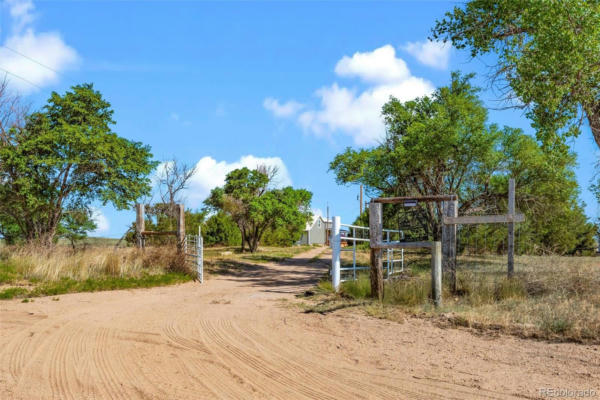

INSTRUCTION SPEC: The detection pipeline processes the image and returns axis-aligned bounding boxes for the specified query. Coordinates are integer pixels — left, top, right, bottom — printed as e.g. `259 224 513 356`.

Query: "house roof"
305 215 331 231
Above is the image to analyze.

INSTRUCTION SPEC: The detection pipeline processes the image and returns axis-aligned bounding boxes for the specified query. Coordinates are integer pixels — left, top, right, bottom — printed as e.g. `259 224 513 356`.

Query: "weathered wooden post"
135 203 145 249
507 179 515 278
177 203 185 252
431 241 442 308
331 216 341 292
442 199 458 292
369 201 384 301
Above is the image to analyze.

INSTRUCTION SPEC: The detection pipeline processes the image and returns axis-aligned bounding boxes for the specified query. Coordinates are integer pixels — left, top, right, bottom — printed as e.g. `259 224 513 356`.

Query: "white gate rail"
330 216 404 290
184 227 204 283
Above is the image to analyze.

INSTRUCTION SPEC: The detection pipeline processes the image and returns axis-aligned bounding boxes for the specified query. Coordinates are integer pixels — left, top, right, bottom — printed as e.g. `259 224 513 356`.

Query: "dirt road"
1 247 598 399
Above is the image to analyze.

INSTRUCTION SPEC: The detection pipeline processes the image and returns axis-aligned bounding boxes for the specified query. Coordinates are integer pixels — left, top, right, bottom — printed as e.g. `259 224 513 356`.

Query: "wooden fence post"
369 202 384 301
135 204 145 249
442 200 458 292
431 241 442 308
177 204 185 252
507 179 515 278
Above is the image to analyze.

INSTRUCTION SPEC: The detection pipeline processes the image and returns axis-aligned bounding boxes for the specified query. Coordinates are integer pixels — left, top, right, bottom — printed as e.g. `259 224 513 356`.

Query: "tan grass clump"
0 245 188 281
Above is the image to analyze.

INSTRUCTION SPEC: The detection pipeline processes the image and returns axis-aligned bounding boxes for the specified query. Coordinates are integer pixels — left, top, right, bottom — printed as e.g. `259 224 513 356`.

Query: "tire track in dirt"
232 321 435 400
161 314 262 399
92 327 132 400
199 319 341 399
48 322 77 400
241 323 513 400
96 326 165 400
2 312 52 381
110 329 177 400
218 320 374 399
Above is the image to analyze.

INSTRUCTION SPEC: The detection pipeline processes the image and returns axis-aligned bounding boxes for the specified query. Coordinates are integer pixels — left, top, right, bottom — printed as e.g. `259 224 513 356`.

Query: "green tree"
431 0 600 150
202 211 241 246
58 208 97 249
261 224 305 247
0 83 157 245
332 73 501 241
330 74 595 254
205 167 312 252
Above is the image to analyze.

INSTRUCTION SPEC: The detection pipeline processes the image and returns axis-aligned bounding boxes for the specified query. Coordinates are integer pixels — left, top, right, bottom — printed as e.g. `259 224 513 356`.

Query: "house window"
318 219 321 228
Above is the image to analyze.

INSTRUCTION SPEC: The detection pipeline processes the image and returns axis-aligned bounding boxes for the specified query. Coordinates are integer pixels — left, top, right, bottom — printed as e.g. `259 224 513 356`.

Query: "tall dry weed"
1 245 188 281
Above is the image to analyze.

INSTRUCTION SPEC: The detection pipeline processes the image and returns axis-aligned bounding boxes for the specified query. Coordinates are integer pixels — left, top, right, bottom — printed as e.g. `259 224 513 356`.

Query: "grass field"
312 249 600 343
0 244 313 300
0 245 195 300
204 245 313 263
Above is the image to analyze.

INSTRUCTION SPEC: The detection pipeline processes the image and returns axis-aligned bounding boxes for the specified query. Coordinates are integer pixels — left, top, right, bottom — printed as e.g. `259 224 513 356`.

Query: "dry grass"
0 245 191 281
203 245 313 263
0 245 194 299
442 255 600 342
331 251 600 343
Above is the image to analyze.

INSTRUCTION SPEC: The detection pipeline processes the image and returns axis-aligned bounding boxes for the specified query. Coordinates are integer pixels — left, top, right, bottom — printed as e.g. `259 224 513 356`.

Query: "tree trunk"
38 229 56 247
242 229 253 253
239 225 246 253
586 101 600 149
249 234 259 253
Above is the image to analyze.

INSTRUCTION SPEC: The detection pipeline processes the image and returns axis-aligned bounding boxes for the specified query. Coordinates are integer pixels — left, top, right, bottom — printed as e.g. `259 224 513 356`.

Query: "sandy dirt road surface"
1 247 598 399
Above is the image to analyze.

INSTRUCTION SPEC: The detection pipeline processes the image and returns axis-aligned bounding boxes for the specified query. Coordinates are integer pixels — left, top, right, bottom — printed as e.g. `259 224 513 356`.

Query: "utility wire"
1 45 63 76
0 66 42 89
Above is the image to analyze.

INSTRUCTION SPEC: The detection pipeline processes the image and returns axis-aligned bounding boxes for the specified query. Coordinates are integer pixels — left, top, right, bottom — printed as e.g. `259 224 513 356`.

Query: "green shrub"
0 287 28 299
385 276 430 306
341 274 371 299
316 280 334 293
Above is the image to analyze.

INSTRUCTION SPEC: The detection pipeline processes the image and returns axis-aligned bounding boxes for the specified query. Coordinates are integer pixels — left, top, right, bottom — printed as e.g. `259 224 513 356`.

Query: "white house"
297 215 331 245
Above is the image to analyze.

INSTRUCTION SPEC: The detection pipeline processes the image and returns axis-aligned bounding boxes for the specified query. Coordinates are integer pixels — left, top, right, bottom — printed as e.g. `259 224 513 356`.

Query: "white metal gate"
184 229 204 283
330 217 404 286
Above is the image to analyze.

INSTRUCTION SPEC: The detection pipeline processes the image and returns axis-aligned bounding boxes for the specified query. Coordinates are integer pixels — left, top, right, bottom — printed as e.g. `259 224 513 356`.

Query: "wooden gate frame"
442 178 525 283
369 179 524 302
135 203 186 251
368 194 455 307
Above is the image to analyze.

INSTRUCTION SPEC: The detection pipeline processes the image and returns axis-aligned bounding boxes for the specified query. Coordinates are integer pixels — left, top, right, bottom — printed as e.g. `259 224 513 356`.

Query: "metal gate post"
197 226 204 283
352 227 356 281
331 216 341 292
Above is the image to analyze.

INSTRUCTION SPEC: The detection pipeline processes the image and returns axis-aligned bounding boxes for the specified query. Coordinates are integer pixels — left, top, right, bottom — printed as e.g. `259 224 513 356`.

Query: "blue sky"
1 0 597 238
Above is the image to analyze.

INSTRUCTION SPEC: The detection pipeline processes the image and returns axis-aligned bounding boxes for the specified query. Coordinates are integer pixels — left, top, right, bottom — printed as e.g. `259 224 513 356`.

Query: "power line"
0 67 42 89
1 45 62 76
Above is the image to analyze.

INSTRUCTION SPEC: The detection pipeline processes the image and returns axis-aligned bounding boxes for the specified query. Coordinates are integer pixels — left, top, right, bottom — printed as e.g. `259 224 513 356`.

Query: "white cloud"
154 155 292 208
268 45 434 145
402 40 451 70
263 97 304 118
6 0 35 32
0 0 78 93
91 208 110 235
334 45 410 84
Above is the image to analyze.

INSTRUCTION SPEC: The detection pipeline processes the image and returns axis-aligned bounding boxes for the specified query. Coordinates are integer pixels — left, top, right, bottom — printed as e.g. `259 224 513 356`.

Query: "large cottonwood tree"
0 84 157 245
431 0 600 150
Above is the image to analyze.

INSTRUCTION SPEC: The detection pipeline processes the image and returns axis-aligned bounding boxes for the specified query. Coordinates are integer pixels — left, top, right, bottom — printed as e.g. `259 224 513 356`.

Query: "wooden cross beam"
372 194 458 204
443 213 525 225
442 179 524 279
